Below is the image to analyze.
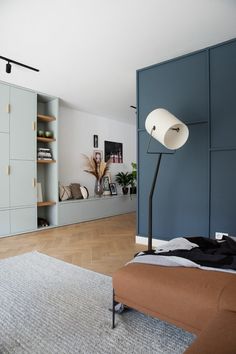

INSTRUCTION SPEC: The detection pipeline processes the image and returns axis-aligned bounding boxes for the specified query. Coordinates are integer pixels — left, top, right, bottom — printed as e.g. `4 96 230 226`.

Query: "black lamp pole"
148 153 162 251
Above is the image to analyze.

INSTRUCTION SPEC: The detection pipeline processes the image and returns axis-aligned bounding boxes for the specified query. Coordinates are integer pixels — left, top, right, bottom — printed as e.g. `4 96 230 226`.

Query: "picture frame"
104 141 123 163
109 183 117 195
93 134 98 148
37 182 43 202
103 174 111 195
93 150 103 164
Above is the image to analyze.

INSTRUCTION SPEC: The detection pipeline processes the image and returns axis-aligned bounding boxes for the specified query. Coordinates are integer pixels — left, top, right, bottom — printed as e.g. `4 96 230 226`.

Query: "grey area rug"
0 252 195 354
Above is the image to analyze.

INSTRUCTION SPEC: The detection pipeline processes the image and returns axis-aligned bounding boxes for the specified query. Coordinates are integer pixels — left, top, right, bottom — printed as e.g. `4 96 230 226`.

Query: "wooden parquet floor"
0 213 146 276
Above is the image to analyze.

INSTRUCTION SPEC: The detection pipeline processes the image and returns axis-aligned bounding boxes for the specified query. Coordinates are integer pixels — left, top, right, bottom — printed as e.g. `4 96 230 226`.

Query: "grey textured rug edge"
0 252 195 354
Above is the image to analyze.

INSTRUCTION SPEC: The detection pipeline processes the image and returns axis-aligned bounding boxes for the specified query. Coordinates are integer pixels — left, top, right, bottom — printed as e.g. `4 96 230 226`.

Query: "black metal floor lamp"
145 108 189 251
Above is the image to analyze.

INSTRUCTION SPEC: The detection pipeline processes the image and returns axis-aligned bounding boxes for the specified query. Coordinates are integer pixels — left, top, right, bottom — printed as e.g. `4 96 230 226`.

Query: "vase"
94 178 103 197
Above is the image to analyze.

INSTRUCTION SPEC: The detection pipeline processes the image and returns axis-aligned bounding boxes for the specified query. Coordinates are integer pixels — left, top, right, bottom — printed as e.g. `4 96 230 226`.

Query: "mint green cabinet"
10 207 36 234
10 160 36 207
0 133 10 208
0 210 10 237
10 87 36 160
0 83 10 133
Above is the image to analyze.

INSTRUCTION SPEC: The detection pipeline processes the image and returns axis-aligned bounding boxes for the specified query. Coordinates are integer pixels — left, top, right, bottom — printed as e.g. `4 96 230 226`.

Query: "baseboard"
135 236 168 247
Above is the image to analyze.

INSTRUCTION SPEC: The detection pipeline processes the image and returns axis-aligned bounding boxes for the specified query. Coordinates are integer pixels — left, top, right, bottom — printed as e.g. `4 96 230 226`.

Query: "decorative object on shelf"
83 154 111 197
93 135 98 148
109 183 117 195
93 150 103 164
94 178 103 197
145 108 189 251
104 141 123 163
44 131 53 138
37 130 44 137
80 186 89 199
115 172 131 195
129 162 137 194
37 217 49 228
103 175 111 196
59 184 72 201
37 182 43 202
70 183 83 200
37 147 53 160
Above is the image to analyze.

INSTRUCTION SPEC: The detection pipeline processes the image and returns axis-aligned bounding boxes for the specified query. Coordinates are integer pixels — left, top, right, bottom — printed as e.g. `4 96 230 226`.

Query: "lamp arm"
148 153 162 251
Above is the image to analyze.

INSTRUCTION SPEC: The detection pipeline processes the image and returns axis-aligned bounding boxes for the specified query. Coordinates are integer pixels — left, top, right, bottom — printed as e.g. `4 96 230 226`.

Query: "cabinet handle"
32 178 36 188
6 104 10 113
32 121 36 131
6 165 10 175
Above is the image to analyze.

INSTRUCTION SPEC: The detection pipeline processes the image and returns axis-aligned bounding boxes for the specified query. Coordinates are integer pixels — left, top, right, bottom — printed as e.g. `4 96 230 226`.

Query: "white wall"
59 106 136 196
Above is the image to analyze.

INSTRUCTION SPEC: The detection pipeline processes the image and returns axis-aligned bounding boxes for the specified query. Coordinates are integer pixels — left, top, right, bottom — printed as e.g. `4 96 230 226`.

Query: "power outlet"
215 232 229 240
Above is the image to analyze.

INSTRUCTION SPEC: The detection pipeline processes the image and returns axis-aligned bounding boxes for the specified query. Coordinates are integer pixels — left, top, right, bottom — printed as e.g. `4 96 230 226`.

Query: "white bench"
58 194 136 226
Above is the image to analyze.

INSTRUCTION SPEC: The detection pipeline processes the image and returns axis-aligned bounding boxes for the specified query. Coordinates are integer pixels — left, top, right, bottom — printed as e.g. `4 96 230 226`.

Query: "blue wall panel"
210 151 236 235
138 52 208 130
137 38 236 241
210 42 236 148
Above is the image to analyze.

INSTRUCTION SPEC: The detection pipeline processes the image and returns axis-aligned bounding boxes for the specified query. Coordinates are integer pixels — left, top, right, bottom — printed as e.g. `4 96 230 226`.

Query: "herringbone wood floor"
0 213 146 276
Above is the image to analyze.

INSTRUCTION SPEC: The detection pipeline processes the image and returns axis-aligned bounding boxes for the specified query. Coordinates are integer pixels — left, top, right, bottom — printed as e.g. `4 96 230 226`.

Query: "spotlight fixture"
6 62 11 74
0 55 39 74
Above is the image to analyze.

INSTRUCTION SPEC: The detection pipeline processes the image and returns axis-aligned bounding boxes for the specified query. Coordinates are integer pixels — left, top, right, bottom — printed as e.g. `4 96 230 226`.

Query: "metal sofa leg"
112 288 116 329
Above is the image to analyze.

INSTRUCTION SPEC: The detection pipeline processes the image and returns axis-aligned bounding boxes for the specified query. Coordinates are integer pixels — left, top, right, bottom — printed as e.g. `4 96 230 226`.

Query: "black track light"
0 55 39 74
6 62 11 74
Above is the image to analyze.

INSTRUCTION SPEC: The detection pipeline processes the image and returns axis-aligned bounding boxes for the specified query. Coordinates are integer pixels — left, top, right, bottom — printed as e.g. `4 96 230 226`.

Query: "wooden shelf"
37 137 56 143
37 201 56 207
37 114 56 122
37 159 56 164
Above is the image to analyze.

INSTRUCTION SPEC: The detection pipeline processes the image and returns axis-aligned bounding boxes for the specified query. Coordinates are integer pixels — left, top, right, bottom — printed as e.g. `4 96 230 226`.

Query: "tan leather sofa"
112 263 236 354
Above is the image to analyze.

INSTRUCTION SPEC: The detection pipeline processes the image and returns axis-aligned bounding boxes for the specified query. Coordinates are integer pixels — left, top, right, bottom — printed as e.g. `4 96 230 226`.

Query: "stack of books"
37 147 53 160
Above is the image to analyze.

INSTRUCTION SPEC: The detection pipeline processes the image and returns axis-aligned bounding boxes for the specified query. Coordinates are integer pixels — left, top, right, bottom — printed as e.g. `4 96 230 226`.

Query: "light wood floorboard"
0 213 146 276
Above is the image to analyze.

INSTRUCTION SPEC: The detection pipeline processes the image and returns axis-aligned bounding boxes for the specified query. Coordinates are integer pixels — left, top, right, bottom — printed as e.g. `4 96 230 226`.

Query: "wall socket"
215 232 229 240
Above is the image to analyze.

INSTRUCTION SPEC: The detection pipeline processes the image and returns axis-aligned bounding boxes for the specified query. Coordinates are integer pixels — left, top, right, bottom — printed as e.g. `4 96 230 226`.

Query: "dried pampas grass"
83 154 111 180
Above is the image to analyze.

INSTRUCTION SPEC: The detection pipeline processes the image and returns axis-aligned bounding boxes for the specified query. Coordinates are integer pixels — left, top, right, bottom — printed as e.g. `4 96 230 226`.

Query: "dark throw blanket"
136 236 236 271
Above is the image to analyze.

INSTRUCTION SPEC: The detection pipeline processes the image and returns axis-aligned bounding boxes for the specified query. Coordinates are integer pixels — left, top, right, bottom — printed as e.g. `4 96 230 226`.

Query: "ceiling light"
0 55 39 74
6 62 11 74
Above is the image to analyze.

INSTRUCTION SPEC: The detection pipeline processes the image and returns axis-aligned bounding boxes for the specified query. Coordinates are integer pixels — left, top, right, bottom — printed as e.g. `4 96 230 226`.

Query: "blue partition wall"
137 38 236 240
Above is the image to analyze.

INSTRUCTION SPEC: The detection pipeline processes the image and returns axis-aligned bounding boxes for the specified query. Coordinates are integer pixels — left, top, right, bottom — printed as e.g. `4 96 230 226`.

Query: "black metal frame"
146 130 174 251
112 289 116 329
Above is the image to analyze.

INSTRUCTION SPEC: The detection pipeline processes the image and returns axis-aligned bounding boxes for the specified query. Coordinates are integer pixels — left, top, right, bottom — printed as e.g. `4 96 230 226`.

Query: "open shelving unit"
37 95 58 229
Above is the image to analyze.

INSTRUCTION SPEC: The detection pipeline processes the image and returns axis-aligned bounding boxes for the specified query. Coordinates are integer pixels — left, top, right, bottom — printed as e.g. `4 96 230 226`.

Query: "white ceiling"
0 0 236 124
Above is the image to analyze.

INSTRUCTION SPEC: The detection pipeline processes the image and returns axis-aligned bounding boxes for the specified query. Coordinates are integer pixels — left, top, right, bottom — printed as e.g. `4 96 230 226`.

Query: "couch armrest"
184 310 236 354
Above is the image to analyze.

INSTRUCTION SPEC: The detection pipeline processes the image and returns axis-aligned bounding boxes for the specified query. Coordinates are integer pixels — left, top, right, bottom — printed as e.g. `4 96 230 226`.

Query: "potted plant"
115 172 131 195
130 162 137 194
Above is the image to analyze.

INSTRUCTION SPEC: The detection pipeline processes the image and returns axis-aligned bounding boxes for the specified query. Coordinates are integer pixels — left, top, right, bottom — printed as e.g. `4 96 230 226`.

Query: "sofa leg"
112 288 116 329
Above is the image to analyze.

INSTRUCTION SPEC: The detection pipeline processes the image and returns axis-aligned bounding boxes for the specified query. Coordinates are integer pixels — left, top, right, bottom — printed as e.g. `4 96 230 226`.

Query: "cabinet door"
0 83 10 133
0 133 10 208
11 207 36 234
10 160 36 207
10 87 36 160
0 210 10 237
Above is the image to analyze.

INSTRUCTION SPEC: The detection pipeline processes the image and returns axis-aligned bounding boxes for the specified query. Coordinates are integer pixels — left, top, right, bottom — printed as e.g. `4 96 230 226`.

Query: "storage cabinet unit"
36 95 58 228
0 133 10 208
0 84 10 133
0 81 59 237
10 87 36 160
0 210 10 237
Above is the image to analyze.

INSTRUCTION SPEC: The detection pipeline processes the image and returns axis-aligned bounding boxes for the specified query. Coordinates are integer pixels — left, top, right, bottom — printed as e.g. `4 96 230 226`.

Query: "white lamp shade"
145 108 189 150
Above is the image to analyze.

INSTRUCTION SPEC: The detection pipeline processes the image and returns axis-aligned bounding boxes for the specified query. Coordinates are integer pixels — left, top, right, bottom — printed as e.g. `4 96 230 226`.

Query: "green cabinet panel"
10 87 36 160
0 210 10 237
0 83 10 133
0 133 10 208
10 207 36 234
10 160 36 207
